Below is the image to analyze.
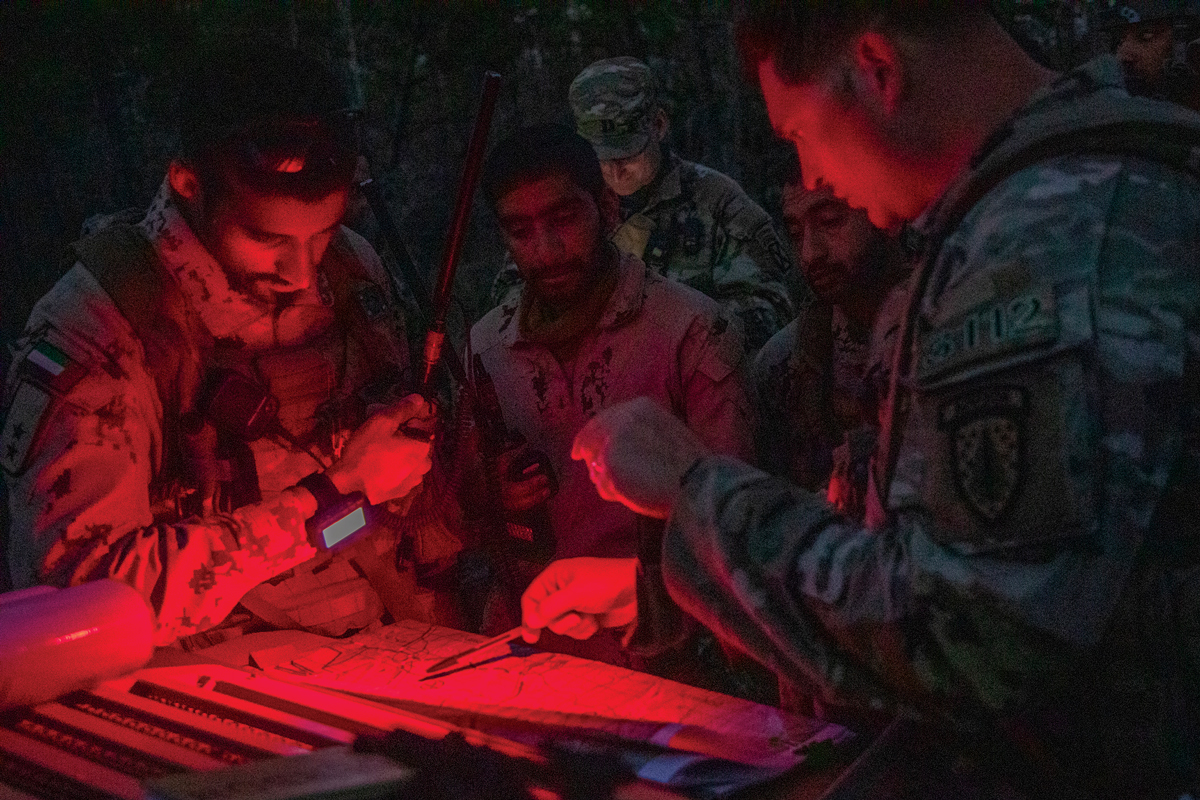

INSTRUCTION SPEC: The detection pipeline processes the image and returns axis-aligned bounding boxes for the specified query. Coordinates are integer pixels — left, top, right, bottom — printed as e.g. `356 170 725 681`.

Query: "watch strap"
297 471 344 515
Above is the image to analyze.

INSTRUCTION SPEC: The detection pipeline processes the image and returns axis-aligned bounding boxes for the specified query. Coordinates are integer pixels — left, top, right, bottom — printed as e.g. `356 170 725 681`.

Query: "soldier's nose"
276 245 314 291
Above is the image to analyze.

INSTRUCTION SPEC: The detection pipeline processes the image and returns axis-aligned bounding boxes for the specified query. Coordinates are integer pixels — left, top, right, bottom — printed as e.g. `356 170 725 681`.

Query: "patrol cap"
569 57 659 161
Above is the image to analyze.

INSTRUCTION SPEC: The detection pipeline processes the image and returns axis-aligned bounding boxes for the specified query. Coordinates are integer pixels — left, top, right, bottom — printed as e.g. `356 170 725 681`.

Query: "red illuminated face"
759 56 927 232
204 184 348 304
172 163 350 306
496 172 612 307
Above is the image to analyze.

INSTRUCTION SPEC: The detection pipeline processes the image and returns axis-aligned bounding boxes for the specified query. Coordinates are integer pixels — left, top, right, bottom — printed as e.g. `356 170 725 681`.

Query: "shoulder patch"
1 381 52 474
21 340 86 394
938 386 1028 524
918 287 1058 382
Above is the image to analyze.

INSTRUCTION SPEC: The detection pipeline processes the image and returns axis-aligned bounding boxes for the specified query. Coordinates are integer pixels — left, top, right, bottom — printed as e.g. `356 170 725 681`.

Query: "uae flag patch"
1 341 84 474
23 341 84 391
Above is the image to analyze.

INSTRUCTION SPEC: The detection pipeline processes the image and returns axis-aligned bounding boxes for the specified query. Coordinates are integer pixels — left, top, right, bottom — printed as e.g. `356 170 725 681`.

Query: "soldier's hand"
496 446 552 513
571 397 710 519
327 394 435 504
521 557 638 643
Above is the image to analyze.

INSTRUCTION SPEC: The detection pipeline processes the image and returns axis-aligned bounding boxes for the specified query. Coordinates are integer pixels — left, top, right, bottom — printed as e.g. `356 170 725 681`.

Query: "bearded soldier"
494 57 794 352
1 47 459 649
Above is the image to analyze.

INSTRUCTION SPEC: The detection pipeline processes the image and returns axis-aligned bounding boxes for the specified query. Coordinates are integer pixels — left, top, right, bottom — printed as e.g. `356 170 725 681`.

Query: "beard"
805 234 892 308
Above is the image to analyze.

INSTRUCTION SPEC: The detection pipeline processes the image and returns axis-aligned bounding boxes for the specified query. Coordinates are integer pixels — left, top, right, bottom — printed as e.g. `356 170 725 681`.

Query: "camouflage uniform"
752 304 877 510
1 182 459 647
652 57 1200 797
470 252 755 672
472 252 754 564
493 58 794 352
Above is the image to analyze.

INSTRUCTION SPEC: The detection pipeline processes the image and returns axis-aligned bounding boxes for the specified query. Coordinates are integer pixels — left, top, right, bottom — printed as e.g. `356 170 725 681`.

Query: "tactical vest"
60 224 434 637
64 224 411 519
611 163 701 277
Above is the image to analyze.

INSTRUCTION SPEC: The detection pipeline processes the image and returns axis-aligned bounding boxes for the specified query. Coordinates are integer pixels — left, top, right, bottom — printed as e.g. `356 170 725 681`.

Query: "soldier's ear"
168 160 202 202
851 31 905 116
652 108 670 142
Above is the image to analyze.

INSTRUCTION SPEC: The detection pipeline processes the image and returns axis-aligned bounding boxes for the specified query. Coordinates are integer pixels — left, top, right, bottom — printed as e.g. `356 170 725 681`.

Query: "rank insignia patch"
939 387 1027 523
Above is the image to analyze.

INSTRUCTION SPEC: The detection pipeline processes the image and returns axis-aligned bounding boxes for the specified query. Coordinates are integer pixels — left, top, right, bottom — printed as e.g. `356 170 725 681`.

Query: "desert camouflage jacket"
658 56 1200 798
492 152 795 352
1 182 455 647
471 252 755 566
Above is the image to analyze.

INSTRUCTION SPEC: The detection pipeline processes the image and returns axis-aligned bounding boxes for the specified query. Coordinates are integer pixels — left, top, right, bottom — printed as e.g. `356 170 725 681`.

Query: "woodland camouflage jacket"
656 56 1200 798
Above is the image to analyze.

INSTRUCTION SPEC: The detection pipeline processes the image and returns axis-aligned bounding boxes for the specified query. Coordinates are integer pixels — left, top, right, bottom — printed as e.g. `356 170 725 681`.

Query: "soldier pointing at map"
523 4 1200 797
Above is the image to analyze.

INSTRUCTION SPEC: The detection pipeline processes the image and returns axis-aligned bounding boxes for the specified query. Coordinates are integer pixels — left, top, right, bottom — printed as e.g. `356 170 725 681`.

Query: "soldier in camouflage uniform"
754 179 908 519
466 124 757 683
523 6 1200 798
0 48 457 649
1103 0 1200 111
493 57 794 352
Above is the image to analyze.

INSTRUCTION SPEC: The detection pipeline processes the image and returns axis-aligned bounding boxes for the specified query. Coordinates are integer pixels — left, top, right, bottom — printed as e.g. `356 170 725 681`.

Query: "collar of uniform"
909 55 1125 247
137 179 289 348
503 250 649 349
635 151 685 215
595 250 651 332
1026 54 1125 111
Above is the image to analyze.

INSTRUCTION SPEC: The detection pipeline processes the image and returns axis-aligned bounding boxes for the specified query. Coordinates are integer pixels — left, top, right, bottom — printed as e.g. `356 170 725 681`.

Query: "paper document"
270 621 853 797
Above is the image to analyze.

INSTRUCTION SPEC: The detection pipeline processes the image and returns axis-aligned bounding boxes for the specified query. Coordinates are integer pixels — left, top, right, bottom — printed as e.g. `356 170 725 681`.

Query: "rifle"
354 71 502 390
357 177 467 388
357 71 499 437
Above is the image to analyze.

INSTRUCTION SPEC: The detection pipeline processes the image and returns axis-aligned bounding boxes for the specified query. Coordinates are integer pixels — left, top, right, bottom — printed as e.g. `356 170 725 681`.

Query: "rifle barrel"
421 71 503 391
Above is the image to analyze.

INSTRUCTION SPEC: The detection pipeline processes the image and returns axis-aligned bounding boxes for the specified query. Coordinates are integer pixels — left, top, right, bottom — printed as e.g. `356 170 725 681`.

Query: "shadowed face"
599 139 662 197
1116 21 1175 93
784 182 887 307
496 171 611 307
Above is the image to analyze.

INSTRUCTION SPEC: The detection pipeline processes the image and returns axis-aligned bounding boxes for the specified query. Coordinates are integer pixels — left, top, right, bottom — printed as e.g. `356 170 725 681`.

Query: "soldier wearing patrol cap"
493 57 794 352
1104 0 1200 110
571 56 794 352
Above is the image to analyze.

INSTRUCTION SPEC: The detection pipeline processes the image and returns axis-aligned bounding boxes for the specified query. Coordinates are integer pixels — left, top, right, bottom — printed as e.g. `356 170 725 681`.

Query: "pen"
425 626 526 674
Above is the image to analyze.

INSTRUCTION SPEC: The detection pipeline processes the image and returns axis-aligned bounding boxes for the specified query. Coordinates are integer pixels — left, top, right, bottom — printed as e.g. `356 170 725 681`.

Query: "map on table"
269 621 853 797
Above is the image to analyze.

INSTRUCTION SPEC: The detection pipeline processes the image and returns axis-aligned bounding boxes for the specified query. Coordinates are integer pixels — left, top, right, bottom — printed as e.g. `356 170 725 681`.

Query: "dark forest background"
0 1 1109 363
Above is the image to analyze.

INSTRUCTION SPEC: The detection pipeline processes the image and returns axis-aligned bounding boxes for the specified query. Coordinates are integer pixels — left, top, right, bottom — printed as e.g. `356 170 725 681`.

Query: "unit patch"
938 387 1028 523
1 382 51 474
919 287 1058 382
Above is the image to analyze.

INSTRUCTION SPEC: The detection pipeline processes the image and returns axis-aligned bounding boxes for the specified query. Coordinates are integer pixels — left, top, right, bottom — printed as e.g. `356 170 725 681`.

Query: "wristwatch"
296 472 370 551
